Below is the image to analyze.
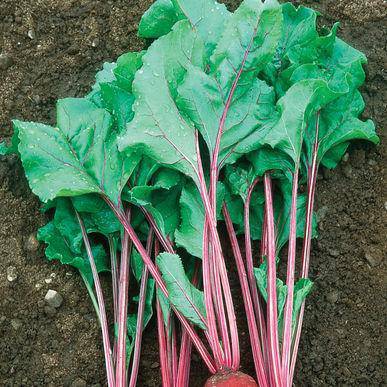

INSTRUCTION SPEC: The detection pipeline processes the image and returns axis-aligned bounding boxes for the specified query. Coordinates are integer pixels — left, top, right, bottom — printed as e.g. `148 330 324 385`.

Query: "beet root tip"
204 371 258 387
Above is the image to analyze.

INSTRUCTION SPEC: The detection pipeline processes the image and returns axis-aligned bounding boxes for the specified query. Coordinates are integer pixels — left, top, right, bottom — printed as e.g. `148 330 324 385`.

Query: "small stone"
44 289 63 308
342 153 349 162
317 206 329 221
364 249 383 267
384 202 387 211
44 305 57 317
25 233 40 252
44 278 53 284
342 164 353 179
0 316 6 324
0 53 13 70
10 318 22 330
71 378 87 387
313 358 324 372
35 283 43 290
150 362 159 369
50 273 56 279
368 159 377 166
27 29 36 39
328 249 340 257
65 272 73 277
91 37 100 48
326 290 339 304
6 266 18 282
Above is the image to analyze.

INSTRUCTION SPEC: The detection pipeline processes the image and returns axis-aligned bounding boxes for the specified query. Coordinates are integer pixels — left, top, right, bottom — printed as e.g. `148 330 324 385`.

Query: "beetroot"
204 371 258 387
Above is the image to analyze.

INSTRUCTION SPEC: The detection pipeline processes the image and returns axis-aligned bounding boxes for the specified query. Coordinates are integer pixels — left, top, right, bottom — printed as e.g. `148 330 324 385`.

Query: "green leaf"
264 79 341 164
172 0 230 54
175 182 204 258
210 0 282 94
157 253 206 329
113 51 144 92
100 83 135 133
118 21 206 184
138 0 181 39
129 185 181 239
292 278 313 330
37 219 109 288
87 62 117 105
15 98 139 204
132 249 144 283
254 260 287 318
157 287 172 326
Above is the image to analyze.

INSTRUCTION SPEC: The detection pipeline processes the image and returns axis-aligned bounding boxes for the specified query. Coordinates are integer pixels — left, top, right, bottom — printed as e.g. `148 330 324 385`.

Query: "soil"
0 0 385 386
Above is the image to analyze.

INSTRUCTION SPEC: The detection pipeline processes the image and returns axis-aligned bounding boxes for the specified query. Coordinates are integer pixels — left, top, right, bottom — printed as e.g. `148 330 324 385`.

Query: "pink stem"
116 208 132 387
129 231 154 387
195 132 239 370
76 212 115 387
281 170 299 384
223 205 269 387
157 299 172 387
244 179 268 358
105 199 216 374
289 114 320 384
205 27 259 371
171 319 178 384
263 174 283 387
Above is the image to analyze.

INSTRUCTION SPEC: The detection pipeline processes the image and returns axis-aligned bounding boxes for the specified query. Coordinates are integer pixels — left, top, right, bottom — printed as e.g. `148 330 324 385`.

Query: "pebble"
91 37 100 48
25 233 40 252
27 29 36 39
71 378 87 387
384 202 387 211
326 290 339 304
6 266 18 282
342 164 353 179
35 283 43 290
10 318 22 330
328 249 340 258
44 289 63 308
44 278 53 284
364 249 383 267
368 159 377 166
342 153 349 162
0 53 13 70
150 362 159 369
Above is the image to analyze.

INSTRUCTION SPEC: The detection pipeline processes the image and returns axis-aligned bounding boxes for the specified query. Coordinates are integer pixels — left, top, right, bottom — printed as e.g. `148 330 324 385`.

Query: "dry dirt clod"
6 266 18 282
326 290 340 304
71 378 87 387
364 249 383 267
0 53 13 70
24 233 40 252
44 289 63 308
10 318 22 330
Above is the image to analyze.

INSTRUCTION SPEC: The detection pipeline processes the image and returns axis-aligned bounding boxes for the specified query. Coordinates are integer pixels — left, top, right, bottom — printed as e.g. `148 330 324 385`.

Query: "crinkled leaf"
113 51 144 92
138 0 180 39
37 220 109 288
15 98 138 204
157 253 206 329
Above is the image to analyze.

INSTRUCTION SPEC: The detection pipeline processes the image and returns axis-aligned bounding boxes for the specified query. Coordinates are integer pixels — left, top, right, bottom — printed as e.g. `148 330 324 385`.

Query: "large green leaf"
157 253 206 329
37 219 109 288
264 79 341 164
15 98 138 204
118 21 205 184
138 0 181 39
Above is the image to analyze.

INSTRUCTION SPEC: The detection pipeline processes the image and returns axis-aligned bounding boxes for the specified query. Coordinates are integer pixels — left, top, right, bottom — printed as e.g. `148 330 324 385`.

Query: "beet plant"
1 0 378 386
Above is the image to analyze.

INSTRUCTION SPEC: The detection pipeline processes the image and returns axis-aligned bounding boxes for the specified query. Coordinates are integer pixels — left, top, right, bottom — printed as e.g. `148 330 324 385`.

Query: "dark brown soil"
0 0 385 386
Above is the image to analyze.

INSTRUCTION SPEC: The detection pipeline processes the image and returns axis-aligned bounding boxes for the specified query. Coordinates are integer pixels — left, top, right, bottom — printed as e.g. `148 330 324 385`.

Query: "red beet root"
204 371 258 387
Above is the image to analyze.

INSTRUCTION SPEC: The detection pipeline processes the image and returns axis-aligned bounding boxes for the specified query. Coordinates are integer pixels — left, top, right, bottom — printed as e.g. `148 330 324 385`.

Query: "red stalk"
289 113 320 384
128 231 154 387
105 198 217 374
223 204 269 387
281 169 299 384
244 178 268 358
116 208 132 386
157 298 172 387
76 212 115 387
263 174 282 387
